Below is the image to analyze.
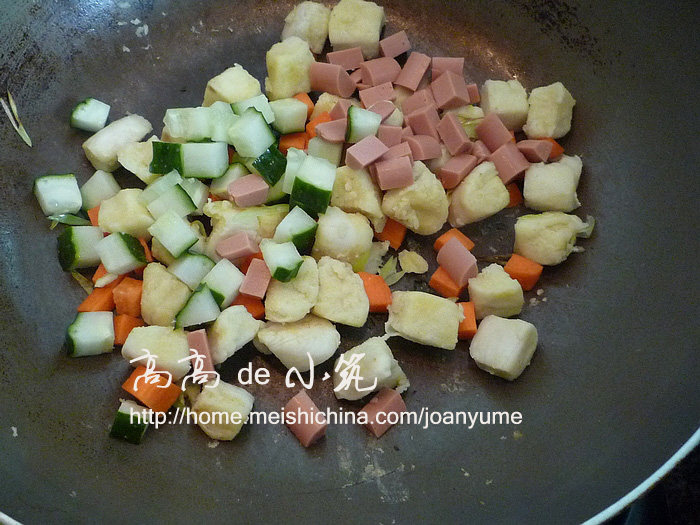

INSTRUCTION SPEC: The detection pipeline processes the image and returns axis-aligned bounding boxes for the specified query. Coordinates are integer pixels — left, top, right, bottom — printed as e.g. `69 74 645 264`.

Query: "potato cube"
480 79 529 130
329 0 385 59
265 36 315 100
524 82 576 139
282 1 331 54
448 161 509 227
523 156 582 212
467 264 524 320
469 315 538 380
203 64 262 107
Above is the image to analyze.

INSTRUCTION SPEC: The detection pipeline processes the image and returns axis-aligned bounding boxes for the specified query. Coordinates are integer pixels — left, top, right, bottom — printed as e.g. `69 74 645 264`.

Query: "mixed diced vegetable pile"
33 0 594 446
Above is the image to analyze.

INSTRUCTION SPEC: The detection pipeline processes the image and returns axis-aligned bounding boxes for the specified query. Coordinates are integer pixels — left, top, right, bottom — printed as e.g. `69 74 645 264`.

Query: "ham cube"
466 83 480 104
229 174 269 207
430 70 471 110
358 82 395 108
490 142 530 184
238 258 271 299
315 118 347 143
345 135 389 170
401 126 414 140
360 388 407 438
436 112 472 155
438 153 478 189
309 62 356 98
472 140 490 163
401 88 436 115
517 139 553 163
431 57 464 80
377 124 403 147
475 112 513 152
374 156 414 190
349 69 363 86
379 30 411 58
437 236 478 287
405 135 441 160
360 57 401 86
330 99 354 120
394 52 431 91
367 100 397 122
216 231 259 261
327 47 364 71
186 329 217 380
284 390 327 447
381 141 414 163
404 105 440 140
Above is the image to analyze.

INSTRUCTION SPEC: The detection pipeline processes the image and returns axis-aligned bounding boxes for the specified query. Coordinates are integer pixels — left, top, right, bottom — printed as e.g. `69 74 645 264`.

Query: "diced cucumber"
175 284 221 328
181 142 229 179
209 101 239 142
269 98 308 134
346 106 382 143
57 226 104 270
147 211 198 258
168 253 216 290
34 174 82 216
282 148 307 194
149 141 182 174
80 170 121 210
260 239 303 282
47 213 91 226
200 259 245 308
273 205 318 253
140 170 182 204
232 94 275 124
70 98 110 132
227 108 275 158
307 136 343 166
66 311 114 356
251 145 287 185
146 184 196 219
179 178 209 214
96 233 147 274
109 400 149 444
209 163 249 198
163 107 212 142
266 177 288 205
289 155 336 218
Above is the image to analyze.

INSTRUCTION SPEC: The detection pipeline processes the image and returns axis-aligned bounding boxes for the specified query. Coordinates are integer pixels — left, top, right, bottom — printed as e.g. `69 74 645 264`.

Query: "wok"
0 1 698 523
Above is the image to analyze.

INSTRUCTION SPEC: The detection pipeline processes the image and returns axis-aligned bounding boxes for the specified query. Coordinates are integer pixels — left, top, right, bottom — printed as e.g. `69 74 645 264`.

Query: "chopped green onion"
2 91 32 147
378 255 405 286
71 271 94 294
47 213 92 226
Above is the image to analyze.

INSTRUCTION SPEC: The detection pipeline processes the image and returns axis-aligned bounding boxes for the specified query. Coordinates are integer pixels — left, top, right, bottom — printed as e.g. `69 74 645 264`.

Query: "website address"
131 407 522 430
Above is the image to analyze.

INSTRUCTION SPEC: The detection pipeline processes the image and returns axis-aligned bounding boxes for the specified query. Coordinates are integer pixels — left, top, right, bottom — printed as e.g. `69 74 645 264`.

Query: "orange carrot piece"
239 251 264 273
228 146 236 164
429 266 464 298
294 92 314 119
113 277 143 317
208 193 223 202
506 183 523 208
510 130 516 142
375 218 407 250
306 112 331 138
358 272 393 313
122 366 181 413
433 228 475 252
279 132 309 155
77 287 115 312
503 254 543 291
232 294 265 320
92 264 108 284
114 314 145 345
138 238 153 262
457 302 478 339
87 205 100 227
542 138 564 159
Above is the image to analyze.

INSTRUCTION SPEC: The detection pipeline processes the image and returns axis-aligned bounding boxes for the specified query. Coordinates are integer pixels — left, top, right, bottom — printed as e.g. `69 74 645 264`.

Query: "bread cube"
480 79 529 130
329 0 385 59
469 315 538 380
524 82 576 139
282 1 331 54
265 36 315 100
203 64 262 106
467 264 524 320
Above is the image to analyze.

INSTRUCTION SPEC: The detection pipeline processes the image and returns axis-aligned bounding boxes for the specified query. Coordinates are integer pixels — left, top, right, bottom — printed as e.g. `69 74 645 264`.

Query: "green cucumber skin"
290 225 318 254
119 233 148 265
252 145 287 186
272 259 303 282
209 288 225 307
150 142 182 174
110 411 148 444
57 228 78 271
289 180 331 219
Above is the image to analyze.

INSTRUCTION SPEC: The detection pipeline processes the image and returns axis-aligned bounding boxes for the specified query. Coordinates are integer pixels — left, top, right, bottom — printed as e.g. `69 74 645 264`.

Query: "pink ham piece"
430 70 471 110
345 135 389 170
314 118 347 143
381 141 414 163
309 62 356 98
436 112 472 155
357 83 371 91
186 329 217 380
466 83 480 103
490 142 530 184
358 82 395 109
360 388 407 438
404 105 440 140
329 99 353 120
472 140 491 164
437 236 479 287
405 135 441 161
401 126 414 140
517 139 553 162
360 57 401 86
401 88 436 115
284 390 327 447
374 156 414 190
349 69 363 86
238 258 271 299
475 112 513 152
438 153 478 189
368 163 378 181
377 125 403 147
431 57 464 80
394 52 431 91
367 100 397 122
229 174 269 207
216 231 259 261
326 47 364 71
379 30 411 58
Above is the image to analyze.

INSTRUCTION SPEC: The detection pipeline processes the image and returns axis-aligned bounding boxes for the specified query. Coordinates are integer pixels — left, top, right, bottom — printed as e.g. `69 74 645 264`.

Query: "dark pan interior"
0 1 698 523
